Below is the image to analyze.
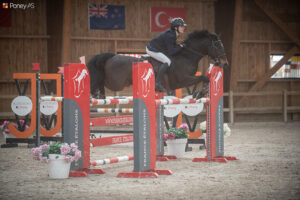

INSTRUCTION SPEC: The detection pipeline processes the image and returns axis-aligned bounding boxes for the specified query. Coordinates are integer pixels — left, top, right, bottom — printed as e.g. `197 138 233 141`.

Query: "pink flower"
40 144 49 152
178 123 189 131
13 124 18 129
32 148 41 160
163 134 169 141
168 132 175 139
64 155 73 163
60 144 71 155
19 120 25 126
70 143 78 151
4 129 10 134
74 150 81 161
3 121 9 126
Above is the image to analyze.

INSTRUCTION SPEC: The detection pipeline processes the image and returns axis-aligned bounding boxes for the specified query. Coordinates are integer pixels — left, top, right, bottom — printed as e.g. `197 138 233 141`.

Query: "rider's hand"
179 43 185 48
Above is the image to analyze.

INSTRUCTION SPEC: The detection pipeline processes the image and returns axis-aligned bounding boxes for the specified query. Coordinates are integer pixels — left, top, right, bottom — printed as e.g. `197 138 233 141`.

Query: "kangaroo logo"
213 71 222 96
141 68 154 98
72 69 88 98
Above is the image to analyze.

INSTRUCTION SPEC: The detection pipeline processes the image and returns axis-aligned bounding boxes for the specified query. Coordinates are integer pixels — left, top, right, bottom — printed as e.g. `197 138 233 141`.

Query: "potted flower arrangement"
164 123 189 158
0 120 29 139
32 143 81 179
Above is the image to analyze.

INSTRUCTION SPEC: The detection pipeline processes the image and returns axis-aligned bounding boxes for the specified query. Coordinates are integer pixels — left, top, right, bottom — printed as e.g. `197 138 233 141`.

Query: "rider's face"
177 26 185 34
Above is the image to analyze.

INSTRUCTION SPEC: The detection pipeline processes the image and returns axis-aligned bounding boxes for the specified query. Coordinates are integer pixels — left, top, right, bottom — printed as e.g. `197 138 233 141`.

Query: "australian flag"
89 4 125 30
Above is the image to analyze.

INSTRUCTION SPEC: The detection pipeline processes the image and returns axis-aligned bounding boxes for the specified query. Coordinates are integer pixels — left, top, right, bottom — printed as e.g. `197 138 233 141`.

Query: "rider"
146 17 187 92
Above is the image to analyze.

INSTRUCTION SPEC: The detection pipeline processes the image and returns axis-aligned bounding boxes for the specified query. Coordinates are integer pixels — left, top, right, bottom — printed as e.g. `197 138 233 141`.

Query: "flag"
150 7 186 32
89 4 125 30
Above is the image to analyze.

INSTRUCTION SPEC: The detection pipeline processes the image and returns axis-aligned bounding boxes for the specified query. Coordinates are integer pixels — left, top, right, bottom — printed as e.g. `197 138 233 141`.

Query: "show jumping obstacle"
193 65 237 162
37 61 236 177
2 70 63 148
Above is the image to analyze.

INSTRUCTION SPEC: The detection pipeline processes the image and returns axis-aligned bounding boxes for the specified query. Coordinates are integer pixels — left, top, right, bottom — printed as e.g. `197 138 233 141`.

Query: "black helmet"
170 18 187 29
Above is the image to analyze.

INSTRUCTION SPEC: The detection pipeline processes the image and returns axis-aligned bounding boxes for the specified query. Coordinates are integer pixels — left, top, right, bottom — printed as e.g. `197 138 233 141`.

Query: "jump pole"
193 65 237 162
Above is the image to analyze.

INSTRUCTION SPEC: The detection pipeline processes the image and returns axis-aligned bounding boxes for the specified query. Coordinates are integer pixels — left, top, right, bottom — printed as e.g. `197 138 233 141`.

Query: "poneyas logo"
2 3 8 9
72 69 88 98
141 68 154 98
3 2 35 9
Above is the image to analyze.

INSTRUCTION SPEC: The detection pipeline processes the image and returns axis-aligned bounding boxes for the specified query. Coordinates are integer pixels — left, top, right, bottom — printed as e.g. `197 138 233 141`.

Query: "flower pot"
48 154 71 179
2 131 16 139
166 138 187 158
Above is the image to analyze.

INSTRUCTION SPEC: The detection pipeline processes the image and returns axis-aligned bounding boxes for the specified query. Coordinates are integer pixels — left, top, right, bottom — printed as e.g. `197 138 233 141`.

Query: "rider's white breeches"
146 47 171 66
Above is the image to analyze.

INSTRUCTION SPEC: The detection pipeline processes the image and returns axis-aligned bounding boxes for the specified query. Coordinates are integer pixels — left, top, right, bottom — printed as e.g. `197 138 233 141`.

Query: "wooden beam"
0 35 50 39
61 0 71 65
237 46 299 105
254 0 300 48
230 0 243 92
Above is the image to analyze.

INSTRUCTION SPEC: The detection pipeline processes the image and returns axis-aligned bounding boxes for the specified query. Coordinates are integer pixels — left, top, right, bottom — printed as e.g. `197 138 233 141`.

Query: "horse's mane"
184 30 211 43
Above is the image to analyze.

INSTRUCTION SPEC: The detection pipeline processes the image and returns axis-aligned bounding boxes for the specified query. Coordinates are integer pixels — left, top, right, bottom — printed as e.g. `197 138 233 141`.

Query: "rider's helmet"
170 18 187 29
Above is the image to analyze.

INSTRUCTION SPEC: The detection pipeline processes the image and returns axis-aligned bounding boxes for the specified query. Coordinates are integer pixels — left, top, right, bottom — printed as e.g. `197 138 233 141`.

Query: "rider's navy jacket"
147 29 182 56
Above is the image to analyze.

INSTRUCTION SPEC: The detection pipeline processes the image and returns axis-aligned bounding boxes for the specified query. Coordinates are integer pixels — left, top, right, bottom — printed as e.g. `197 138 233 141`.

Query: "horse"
87 30 228 99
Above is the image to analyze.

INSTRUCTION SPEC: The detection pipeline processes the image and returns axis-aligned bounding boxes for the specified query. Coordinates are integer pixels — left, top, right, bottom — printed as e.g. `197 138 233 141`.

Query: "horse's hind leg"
98 86 106 99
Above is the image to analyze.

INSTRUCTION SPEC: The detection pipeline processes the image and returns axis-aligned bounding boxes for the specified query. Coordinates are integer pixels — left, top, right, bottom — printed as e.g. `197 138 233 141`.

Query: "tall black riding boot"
155 63 169 92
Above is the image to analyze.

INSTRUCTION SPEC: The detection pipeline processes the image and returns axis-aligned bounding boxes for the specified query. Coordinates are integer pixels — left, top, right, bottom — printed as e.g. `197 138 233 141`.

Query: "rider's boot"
155 63 169 92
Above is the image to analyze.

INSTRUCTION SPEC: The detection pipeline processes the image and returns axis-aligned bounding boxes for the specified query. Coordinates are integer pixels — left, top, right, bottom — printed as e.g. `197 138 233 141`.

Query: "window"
271 54 300 79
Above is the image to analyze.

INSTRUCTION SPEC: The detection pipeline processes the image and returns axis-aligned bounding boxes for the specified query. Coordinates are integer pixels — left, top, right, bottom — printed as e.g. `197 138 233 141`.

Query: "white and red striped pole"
90 98 133 105
90 155 134 166
155 97 209 106
40 96 63 102
90 108 133 114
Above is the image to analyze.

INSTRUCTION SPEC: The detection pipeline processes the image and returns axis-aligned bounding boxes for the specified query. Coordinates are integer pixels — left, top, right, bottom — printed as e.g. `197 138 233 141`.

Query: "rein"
183 39 226 62
183 46 205 57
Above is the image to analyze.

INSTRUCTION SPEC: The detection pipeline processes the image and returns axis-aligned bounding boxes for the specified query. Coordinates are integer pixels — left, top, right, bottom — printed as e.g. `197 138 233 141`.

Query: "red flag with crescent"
150 7 185 32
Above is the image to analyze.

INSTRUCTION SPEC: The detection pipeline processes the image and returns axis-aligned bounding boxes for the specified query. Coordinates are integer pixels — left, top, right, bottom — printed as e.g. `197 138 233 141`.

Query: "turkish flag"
150 7 186 32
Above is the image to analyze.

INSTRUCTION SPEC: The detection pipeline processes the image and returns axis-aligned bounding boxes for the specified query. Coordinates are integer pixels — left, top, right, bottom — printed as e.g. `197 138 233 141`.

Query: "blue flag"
89 4 125 30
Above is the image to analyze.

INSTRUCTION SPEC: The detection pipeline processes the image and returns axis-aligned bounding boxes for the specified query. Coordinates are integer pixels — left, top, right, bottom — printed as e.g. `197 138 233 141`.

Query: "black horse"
87 30 228 99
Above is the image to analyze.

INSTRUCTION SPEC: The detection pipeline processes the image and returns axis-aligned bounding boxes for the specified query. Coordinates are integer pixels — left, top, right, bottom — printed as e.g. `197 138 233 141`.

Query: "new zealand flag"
89 4 125 30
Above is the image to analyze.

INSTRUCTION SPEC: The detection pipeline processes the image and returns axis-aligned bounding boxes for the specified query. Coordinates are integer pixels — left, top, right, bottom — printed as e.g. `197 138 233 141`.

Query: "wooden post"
283 90 287 122
229 90 234 124
61 0 71 65
230 0 243 92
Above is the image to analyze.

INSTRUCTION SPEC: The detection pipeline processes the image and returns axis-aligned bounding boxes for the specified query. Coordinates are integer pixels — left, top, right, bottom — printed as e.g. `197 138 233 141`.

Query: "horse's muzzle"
219 58 229 68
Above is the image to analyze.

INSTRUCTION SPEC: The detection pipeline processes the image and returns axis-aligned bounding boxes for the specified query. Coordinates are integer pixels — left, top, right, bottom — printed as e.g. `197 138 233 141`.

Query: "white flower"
200 121 206 131
224 123 231 137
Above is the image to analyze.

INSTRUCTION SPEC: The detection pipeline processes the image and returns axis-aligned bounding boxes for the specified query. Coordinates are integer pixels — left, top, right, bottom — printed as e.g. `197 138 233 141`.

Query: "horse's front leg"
179 75 209 88
179 75 210 99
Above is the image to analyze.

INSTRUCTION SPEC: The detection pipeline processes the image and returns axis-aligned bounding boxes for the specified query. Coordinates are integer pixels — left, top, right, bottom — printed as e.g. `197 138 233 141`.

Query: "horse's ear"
218 33 222 38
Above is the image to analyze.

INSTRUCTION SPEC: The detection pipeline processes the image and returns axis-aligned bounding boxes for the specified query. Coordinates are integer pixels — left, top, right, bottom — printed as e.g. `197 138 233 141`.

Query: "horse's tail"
87 53 115 95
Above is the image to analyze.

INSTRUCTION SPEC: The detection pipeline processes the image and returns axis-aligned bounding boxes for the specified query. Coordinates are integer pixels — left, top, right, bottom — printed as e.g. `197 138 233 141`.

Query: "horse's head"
207 34 229 68
184 30 229 68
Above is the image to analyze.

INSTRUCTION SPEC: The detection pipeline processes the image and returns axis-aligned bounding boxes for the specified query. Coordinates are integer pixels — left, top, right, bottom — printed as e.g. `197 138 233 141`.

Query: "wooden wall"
0 0 48 118
68 0 216 97
0 0 216 118
227 0 300 121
